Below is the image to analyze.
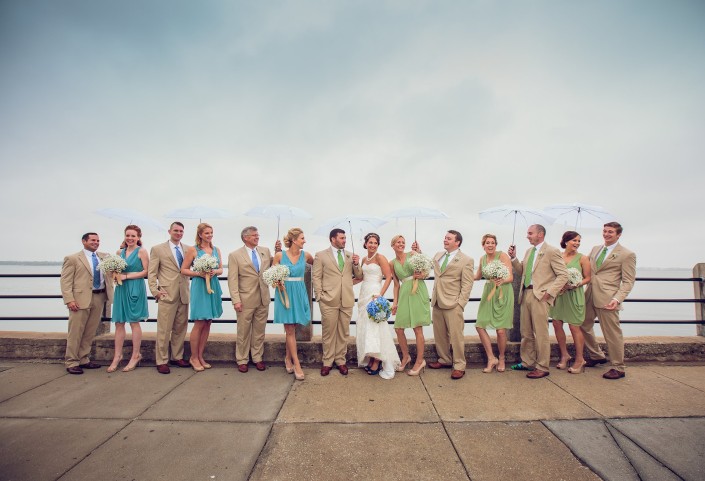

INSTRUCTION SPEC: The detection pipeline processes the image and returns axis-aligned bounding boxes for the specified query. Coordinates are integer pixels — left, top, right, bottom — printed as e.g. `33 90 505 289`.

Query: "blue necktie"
175 246 184 268
251 249 260 273
92 253 100 289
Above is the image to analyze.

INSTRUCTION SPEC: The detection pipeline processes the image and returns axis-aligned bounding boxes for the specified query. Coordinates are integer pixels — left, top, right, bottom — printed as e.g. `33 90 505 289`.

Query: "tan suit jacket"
431 250 474 309
148 242 190 304
61 251 114 308
512 243 568 305
227 246 272 308
312 249 362 308
585 244 636 309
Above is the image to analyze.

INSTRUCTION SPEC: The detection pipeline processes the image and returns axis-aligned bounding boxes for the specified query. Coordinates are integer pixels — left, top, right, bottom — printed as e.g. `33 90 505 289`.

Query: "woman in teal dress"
550 231 591 374
273 228 313 381
474 234 514 373
181 222 223 372
390 235 431 376
108 225 149 373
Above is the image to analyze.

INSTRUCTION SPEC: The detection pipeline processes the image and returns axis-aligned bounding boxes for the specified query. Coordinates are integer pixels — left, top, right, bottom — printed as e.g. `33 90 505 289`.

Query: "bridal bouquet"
366 297 392 324
408 253 433 294
192 254 219 294
262 264 291 308
567 267 583 288
97 255 128 286
482 260 510 300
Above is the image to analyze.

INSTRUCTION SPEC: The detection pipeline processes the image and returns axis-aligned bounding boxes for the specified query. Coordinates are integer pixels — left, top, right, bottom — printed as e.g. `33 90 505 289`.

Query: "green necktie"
337 249 344 271
440 253 450 272
596 247 608 268
524 247 536 288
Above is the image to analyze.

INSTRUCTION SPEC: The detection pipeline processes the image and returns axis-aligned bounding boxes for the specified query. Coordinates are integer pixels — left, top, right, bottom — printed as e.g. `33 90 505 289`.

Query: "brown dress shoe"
451 369 465 379
603 368 626 380
337 364 349 375
169 359 190 368
66 366 83 375
238 364 249 373
320 365 332 376
79 362 101 369
156 364 171 374
428 361 452 369
585 358 608 368
526 370 550 379
255 362 266 371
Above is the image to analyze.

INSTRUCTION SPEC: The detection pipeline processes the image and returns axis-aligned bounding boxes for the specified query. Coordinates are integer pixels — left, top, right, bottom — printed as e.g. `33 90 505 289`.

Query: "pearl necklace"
365 252 377 262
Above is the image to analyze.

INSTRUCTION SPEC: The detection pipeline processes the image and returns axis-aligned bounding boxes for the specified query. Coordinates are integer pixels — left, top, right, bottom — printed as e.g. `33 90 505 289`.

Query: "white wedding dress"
356 262 401 379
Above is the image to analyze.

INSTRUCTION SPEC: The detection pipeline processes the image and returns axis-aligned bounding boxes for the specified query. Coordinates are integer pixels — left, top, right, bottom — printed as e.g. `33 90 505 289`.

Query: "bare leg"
189 321 204 369
568 324 585 365
496 329 507 371
284 324 303 375
197 320 212 365
109 323 125 371
127 322 142 363
552 319 570 368
412 326 425 370
476 327 497 369
395 328 411 368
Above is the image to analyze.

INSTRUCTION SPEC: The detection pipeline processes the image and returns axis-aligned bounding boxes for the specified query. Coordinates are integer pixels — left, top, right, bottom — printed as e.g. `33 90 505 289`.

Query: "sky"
1 0 703 268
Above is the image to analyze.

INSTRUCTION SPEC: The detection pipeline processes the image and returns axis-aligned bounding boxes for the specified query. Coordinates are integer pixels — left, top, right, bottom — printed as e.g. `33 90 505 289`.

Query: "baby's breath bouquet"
482 260 510 300
408 253 433 294
366 297 392 324
262 264 291 308
567 267 583 288
192 254 219 294
97 255 128 286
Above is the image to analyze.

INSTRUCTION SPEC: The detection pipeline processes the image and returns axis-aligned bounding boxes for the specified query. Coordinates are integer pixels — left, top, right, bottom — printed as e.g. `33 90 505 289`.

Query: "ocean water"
0 265 701 338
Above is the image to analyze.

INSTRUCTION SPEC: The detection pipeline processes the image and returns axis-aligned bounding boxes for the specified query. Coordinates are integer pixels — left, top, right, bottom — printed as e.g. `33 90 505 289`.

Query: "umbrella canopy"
478 205 555 244
244 204 313 238
95 208 166 232
315 215 387 255
384 207 449 241
544 203 616 230
164 206 236 222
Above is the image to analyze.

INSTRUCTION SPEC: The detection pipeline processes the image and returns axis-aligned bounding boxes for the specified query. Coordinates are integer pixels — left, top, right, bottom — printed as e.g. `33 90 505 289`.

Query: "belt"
525 285 533 290
92 288 106 294
286 277 304 282
402 276 413 283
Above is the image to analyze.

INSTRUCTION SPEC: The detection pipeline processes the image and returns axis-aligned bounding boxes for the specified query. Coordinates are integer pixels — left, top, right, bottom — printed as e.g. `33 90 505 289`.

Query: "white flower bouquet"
192 254 219 294
482 260 510 300
97 255 128 286
408 253 433 294
567 267 583 288
262 264 291 308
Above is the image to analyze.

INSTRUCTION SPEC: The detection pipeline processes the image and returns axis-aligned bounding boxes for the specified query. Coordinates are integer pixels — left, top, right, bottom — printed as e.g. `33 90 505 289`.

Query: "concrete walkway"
1 361 704 481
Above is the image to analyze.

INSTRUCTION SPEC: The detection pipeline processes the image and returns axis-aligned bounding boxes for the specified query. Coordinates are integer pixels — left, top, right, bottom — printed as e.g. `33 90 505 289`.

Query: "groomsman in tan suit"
228 226 273 373
509 224 568 379
420 231 474 379
60 232 114 374
148 222 191 374
581 222 636 380
312 228 362 376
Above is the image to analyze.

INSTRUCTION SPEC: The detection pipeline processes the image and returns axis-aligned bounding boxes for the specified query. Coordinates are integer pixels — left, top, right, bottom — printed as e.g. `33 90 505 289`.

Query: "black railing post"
694 263 705 337
508 270 522 342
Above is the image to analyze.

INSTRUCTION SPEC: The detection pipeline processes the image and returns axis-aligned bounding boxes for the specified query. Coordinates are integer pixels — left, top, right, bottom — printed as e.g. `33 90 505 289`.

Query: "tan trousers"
519 294 551 372
235 305 268 365
319 304 352 367
65 291 107 368
582 303 625 372
432 305 466 371
155 300 189 365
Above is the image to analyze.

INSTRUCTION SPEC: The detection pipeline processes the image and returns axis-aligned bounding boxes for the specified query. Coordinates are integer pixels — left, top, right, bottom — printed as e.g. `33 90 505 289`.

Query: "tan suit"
228 246 272 365
512 243 568 372
431 250 474 371
312 248 362 367
148 241 190 365
60 250 114 368
581 243 636 372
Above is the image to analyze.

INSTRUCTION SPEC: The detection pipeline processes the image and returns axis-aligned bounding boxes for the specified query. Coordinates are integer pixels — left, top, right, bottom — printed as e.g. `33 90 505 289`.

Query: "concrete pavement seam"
0 366 68 405
641 365 705 393
546 375 606 419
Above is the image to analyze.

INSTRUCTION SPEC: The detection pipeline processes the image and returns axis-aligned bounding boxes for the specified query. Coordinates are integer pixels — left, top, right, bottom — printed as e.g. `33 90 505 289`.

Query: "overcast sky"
1 0 703 268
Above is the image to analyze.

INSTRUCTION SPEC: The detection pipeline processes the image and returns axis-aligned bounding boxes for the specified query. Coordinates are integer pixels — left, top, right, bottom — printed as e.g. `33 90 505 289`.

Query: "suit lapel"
328 249 343 276
79 252 93 276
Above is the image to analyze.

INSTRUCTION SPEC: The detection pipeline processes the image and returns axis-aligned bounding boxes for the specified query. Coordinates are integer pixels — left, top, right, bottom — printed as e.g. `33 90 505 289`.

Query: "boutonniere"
538 252 544 258
609 254 617 260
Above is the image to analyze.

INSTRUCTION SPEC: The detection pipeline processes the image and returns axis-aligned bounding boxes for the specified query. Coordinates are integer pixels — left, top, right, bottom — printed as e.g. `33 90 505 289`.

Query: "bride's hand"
371 294 379 299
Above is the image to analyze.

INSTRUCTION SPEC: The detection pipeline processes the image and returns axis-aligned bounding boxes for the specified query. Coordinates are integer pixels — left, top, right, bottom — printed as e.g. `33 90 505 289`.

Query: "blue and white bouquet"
366 297 392 324
192 254 219 294
97 255 128 285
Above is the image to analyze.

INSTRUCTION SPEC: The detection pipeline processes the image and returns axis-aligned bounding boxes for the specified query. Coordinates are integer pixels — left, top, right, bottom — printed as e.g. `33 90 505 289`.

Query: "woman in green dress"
390 235 431 376
550 231 591 374
474 234 514 373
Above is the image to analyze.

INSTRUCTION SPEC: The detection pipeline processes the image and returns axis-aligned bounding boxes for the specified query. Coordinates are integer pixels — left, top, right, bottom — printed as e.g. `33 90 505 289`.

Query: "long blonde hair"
195 222 213 249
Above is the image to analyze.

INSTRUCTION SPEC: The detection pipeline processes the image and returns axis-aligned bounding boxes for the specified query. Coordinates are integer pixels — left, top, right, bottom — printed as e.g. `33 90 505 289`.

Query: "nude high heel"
396 357 411 372
407 360 426 376
106 356 123 373
483 358 499 373
568 361 586 374
122 354 142 372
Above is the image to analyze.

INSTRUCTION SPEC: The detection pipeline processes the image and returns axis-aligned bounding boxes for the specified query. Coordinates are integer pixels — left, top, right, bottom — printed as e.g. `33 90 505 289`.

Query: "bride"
355 233 401 379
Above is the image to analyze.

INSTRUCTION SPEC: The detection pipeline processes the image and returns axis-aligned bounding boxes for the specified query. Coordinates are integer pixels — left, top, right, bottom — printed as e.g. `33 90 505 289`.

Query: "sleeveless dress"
476 252 514 330
112 247 148 323
392 254 431 329
549 253 585 326
189 247 223 321
355 262 401 379
273 250 311 325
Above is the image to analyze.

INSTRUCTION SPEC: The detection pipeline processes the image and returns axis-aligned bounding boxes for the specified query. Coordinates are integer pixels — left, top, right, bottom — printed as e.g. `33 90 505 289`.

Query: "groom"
312 228 362 376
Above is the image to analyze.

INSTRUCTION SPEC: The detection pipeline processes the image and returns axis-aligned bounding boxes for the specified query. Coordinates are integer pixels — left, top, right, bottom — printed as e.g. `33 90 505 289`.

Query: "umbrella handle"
348 220 355 256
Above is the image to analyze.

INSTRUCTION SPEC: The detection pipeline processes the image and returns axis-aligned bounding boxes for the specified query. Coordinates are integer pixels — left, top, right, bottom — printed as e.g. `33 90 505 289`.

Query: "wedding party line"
61 212 637 383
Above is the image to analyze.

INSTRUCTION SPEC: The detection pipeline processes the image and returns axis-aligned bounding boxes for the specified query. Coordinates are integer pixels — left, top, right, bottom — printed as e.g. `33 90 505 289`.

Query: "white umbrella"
95 208 166 232
244 204 313 239
164 206 236 223
544 203 616 230
384 206 449 241
315 215 387 255
478 205 555 245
